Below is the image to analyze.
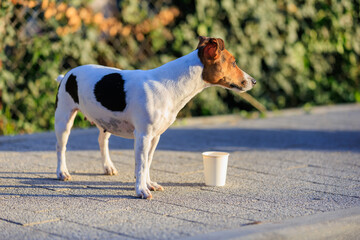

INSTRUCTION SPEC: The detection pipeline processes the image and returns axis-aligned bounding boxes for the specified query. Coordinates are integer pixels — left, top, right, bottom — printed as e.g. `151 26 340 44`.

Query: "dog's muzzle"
250 77 256 85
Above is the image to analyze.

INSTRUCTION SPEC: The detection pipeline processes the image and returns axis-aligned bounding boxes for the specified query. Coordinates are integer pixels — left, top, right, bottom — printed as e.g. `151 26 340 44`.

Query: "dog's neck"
150 50 209 113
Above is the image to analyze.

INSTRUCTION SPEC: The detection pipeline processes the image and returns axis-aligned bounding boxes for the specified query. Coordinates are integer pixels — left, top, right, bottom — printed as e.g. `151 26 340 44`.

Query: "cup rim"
202 151 229 157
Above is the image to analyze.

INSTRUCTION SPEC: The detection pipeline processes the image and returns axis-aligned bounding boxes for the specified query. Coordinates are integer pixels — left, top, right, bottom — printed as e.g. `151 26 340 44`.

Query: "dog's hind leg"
55 108 78 181
98 128 118 175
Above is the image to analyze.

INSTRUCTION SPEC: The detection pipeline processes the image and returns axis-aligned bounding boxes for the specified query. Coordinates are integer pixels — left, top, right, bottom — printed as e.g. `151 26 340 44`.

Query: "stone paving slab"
185 207 360 240
0 104 359 239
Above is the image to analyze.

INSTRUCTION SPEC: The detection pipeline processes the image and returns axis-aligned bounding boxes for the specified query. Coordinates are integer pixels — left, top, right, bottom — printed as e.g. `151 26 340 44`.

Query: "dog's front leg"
134 132 153 199
146 135 164 191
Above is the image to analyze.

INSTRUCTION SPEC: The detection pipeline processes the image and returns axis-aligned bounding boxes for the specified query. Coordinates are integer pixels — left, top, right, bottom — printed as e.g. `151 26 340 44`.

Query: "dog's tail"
56 74 64 83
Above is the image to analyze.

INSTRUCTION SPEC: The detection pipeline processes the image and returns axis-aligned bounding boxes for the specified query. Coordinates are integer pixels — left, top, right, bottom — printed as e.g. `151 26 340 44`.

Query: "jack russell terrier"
55 36 256 199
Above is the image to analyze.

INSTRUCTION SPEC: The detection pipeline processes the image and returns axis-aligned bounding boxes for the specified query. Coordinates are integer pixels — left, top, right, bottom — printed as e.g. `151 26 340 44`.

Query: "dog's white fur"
55 37 255 199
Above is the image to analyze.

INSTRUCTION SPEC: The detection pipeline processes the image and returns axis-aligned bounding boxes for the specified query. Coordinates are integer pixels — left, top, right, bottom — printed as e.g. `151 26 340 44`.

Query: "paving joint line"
64 219 139 239
0 217 61 227
31 228 69 240
304 188 360 199
288 177 352 188
199 188 278 204
155 197 259 222
228 166 278 176
306 172 360 183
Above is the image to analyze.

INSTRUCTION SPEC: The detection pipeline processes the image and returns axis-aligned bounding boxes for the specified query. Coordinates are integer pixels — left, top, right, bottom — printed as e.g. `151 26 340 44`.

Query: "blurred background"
0 0 359 135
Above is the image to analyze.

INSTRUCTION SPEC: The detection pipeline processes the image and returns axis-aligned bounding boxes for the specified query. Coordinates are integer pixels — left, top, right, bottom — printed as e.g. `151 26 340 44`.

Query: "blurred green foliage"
173 0 360 113
0 0 359 135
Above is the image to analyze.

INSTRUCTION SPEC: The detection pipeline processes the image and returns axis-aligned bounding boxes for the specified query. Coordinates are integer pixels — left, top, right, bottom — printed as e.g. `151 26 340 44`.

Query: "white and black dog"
55 36 256 199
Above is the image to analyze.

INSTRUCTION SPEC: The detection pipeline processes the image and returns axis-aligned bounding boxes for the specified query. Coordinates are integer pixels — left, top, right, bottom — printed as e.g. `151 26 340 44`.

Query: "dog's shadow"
0 172 205 200
0 172 137 199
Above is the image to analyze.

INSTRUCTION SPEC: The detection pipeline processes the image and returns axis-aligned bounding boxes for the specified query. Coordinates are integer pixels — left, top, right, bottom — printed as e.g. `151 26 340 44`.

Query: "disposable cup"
202 151 229 186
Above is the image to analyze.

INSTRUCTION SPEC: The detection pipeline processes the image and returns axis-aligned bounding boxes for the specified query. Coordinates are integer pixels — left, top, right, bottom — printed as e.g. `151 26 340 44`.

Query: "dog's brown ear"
216 38 225 51
203 38 223 60
197 36 209 49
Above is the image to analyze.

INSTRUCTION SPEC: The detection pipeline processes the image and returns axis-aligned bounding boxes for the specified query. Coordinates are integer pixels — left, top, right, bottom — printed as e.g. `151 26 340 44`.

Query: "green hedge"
0 0 359 135
172 0 360 112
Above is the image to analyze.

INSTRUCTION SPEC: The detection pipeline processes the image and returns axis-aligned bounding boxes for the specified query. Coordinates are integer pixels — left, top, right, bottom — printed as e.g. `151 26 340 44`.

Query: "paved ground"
0 104 359 239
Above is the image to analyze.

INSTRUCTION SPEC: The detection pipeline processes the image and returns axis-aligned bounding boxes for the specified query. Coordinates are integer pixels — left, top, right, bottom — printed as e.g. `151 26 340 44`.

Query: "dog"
55 36 256 199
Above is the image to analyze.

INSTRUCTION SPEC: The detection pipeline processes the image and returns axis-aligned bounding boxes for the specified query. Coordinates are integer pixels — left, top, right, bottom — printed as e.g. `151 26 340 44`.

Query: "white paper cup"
202 151 229 186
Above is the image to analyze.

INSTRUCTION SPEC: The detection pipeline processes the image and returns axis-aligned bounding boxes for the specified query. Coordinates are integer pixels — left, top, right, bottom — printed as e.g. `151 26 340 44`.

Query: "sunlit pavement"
1 104 359 239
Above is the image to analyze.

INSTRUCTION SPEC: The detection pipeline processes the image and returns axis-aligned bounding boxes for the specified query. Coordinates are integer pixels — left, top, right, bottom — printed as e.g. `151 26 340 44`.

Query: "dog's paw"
147 181 164 192
104 165 118 176
136 186 153 199
57 171 72 181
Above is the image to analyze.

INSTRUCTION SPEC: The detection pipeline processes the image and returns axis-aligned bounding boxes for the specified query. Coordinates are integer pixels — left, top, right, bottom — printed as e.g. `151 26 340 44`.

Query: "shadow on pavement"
0 172 206 199
0 172 137 199
0 128 359 152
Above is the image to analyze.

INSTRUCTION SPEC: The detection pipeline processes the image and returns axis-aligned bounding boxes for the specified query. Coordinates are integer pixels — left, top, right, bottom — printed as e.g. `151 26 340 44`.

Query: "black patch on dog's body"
66 74 79 104
94 73 127 111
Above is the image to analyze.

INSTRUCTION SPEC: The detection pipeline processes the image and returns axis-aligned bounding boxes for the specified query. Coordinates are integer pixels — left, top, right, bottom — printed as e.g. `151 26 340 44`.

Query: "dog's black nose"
251 78 256 85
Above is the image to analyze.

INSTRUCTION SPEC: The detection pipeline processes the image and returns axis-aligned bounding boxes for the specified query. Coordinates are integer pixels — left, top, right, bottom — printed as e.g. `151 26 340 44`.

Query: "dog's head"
197 36 256 92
